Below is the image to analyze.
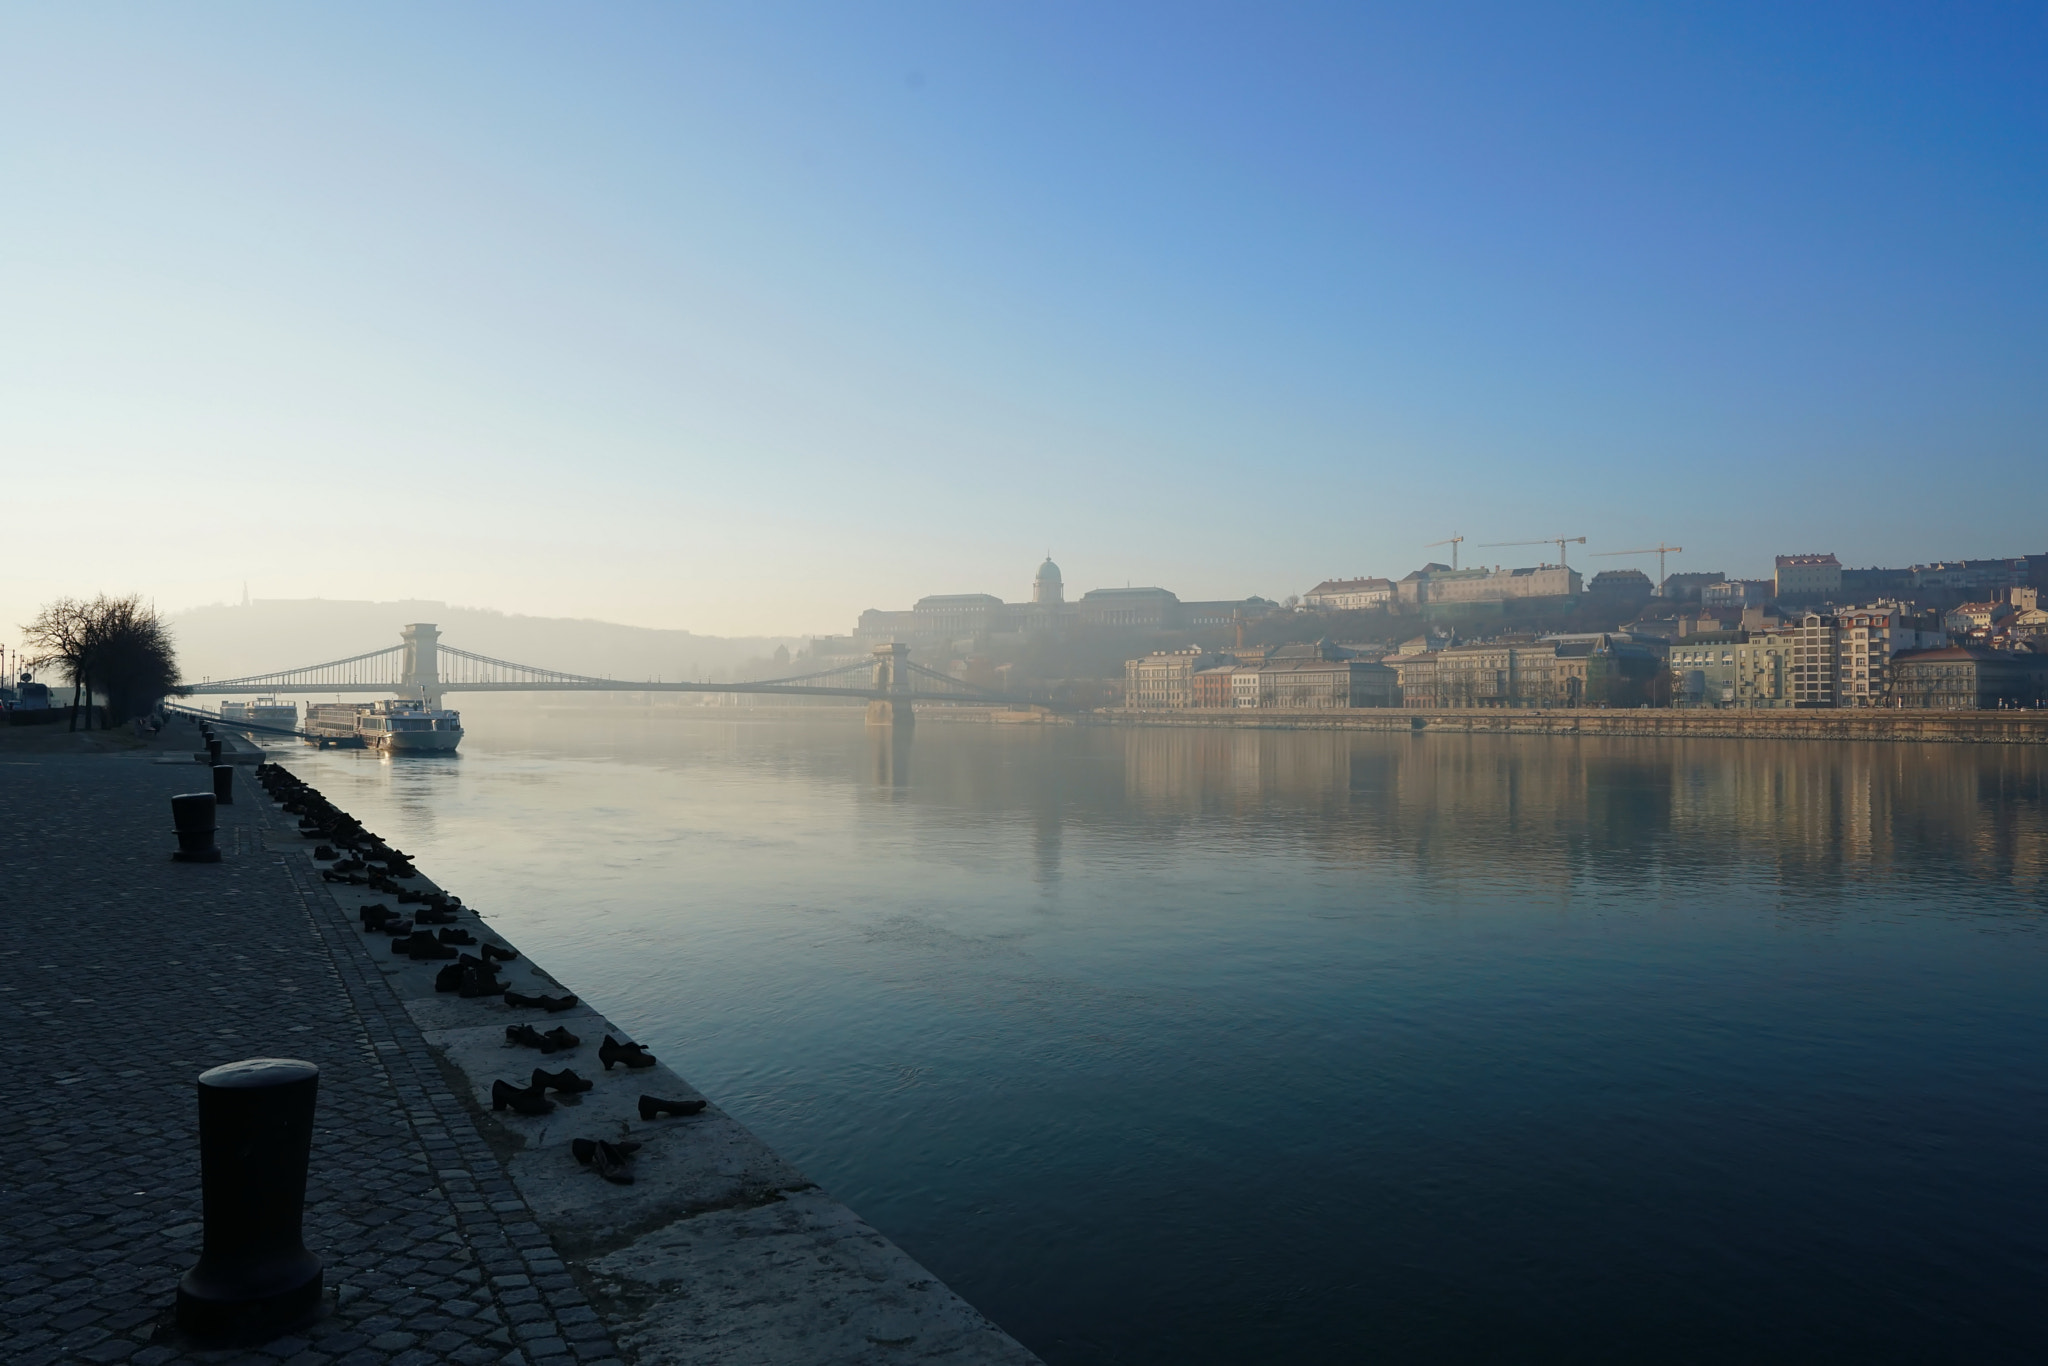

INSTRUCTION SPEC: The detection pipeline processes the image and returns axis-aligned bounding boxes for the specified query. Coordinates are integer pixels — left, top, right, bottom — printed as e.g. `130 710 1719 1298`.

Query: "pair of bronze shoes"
393 931 456 960
505 990 578 1013
436 957 508 998
572 1138 640 1185
488 1066 593 1116
599 1035 656 1071
507 1023 579 1053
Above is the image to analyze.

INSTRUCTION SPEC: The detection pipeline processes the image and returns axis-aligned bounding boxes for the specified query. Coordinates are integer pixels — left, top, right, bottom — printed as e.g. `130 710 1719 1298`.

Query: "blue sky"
4 3 2043 639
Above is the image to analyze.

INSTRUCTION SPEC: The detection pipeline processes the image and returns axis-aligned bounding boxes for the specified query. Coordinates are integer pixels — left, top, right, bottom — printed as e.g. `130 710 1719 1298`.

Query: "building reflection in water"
1116 727 2048 901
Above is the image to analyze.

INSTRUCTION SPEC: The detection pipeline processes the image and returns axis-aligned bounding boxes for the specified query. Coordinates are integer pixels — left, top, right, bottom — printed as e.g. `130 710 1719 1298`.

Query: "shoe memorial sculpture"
491 1078 555 1115
599 1035 657 1071
256 763 733 1228
507 1024 566 1054
504 991 579 1013
571 1138 640 1185
533 1067 594 1094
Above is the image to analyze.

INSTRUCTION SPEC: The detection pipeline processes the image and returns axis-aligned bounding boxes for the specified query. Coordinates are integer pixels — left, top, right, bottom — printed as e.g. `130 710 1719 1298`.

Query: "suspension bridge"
177 623 1052 724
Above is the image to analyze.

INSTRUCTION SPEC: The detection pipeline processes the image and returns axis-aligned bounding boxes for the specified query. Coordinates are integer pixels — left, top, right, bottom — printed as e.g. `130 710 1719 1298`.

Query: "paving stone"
0 746 623 1366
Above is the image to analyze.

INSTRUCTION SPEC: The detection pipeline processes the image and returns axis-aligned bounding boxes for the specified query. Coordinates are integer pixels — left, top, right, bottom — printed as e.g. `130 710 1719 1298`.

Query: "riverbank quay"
1094 706 2048 743
0 723 631 1366
0 720 1040 1366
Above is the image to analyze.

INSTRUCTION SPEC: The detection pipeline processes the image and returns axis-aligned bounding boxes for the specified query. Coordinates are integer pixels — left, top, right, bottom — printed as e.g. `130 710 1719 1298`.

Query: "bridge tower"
866 642 913 729
401 623 444 709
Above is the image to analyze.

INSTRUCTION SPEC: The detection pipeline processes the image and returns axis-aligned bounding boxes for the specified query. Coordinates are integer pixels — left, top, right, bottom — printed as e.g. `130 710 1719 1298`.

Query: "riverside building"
1125 649 1232 709
1889 647 2048 709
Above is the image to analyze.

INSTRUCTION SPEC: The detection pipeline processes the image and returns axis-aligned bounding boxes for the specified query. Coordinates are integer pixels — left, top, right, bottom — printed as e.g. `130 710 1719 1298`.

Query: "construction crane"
1478 535 1587 568
1592 543 1684 594
1423 535 1465 570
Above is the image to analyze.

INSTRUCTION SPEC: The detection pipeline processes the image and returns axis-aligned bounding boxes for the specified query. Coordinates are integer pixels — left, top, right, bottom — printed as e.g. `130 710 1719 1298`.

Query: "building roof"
1305 577 1393 596
1080 586 1177 602
1036 558 1062 583
914 593 1005 608
1776 553 1842 568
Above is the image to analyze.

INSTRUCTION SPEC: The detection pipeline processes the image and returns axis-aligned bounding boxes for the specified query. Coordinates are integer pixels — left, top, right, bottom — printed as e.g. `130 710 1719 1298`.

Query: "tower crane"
1591 543 1684 594
1423 535 1465 570
1478 535 1587 568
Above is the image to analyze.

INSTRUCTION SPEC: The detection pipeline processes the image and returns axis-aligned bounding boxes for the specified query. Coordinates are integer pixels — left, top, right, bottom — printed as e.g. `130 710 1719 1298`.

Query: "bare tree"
21 598 90 730
21 594 180 728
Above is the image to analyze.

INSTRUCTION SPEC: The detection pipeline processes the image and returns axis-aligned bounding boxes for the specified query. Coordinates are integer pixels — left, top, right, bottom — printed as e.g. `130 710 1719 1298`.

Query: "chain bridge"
178 624 1049 723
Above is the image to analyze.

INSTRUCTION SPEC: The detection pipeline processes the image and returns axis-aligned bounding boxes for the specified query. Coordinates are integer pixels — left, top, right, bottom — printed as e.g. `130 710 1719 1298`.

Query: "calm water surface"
275 704 2048 1364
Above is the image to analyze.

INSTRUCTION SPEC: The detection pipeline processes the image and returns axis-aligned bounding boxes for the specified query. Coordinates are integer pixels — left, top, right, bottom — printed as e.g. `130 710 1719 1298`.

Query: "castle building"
854 559 1270 648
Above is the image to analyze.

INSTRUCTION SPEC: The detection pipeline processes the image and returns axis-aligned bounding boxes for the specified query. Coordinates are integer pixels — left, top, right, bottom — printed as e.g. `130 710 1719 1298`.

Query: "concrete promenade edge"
0 721 1040 1366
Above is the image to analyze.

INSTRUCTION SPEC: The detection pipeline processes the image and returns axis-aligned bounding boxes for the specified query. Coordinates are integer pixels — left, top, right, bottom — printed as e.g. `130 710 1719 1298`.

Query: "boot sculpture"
639 1095 706 1119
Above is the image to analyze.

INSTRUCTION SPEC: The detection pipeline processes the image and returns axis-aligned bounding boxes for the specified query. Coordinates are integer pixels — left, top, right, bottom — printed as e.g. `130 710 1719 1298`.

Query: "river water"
272 703 2048 1364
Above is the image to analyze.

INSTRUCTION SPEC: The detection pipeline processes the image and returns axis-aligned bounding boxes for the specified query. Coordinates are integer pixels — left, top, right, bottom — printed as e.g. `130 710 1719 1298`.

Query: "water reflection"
1109 726 2048 902
275 710 2048 1365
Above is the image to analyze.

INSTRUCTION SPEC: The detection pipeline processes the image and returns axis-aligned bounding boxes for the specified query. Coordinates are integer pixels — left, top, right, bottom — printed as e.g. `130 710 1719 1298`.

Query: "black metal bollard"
171 792 222 863
207 738 223 766
213 763 235 805
177 1059 323 1340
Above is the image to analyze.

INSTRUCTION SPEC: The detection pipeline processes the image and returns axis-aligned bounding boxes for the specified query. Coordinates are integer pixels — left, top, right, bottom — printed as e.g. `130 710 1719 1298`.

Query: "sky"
4 2 2044 645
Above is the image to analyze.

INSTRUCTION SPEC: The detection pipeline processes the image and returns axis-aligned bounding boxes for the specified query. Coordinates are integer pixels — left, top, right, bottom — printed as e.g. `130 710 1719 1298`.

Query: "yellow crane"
1592 543 1684 594
1478 535 1587 568
1423 535 1465 570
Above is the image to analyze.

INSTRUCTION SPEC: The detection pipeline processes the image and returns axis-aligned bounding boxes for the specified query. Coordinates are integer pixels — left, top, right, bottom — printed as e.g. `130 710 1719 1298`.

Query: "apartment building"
1787 612 1840 706
1669 632 1744 707
1124 648 1231 709
1386 636 1660 708
1835 604 1945 706
1191 665 1238 709
1253 658 1399 709
1732 628 1797 708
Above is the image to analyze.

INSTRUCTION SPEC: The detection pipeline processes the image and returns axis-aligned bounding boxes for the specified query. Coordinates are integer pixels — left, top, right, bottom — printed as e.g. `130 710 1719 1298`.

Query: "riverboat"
220 698 299 731
303 699 463 753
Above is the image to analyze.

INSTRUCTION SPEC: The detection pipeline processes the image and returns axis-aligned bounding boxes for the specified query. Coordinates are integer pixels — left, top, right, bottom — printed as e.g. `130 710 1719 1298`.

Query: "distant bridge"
178 624 1050 723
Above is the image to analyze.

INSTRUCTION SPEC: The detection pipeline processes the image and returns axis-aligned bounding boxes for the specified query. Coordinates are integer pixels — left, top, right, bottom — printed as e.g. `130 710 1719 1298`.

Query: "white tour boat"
304 699 463 753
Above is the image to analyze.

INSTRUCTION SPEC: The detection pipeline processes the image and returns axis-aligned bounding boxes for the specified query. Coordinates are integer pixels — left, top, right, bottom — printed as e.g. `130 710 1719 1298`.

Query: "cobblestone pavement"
0 732 627 1366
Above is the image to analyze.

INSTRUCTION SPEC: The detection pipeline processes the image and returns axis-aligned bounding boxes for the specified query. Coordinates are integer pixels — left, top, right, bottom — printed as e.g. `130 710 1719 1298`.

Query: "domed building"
852 554 1272 647
1033 557 1064 606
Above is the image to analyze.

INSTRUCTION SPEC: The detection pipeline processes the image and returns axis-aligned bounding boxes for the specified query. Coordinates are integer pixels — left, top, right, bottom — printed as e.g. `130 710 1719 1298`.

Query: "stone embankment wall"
278 775 1042 1366
1096 708 2048 744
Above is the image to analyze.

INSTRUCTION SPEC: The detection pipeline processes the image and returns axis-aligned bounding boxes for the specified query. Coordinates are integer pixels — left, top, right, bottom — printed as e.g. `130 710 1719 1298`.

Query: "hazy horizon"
7 4 2045 645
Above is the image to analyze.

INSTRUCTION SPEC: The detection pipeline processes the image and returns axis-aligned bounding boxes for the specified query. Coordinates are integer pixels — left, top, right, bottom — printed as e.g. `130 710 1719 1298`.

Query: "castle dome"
1033 557 1064 606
